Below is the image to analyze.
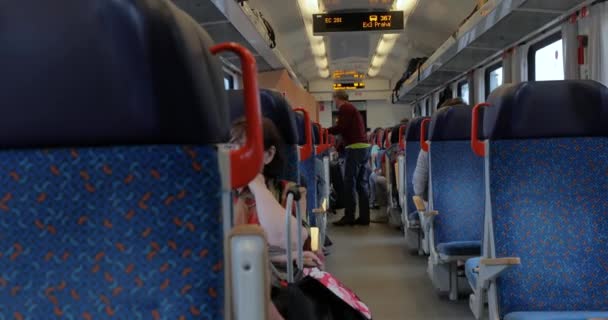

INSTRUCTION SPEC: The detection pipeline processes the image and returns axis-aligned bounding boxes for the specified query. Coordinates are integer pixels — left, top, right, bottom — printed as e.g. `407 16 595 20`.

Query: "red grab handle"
420 119 431 152
211 43 263 189
399 124 407 150
295 108 313 161
472 103 490 157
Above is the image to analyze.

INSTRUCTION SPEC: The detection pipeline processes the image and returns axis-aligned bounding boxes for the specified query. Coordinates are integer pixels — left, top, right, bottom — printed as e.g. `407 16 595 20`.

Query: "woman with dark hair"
231 117 322 267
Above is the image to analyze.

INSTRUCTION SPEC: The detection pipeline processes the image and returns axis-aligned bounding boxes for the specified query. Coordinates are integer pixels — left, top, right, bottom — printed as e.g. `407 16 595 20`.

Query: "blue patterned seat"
404 118 429 220
295 112 318 224
476 81 608 320
427 105 484 300
403 119 431 255
0 0 237 318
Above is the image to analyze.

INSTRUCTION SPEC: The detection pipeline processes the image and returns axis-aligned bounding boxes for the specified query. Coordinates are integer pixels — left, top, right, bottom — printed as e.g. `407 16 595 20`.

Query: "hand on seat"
271 251 324 269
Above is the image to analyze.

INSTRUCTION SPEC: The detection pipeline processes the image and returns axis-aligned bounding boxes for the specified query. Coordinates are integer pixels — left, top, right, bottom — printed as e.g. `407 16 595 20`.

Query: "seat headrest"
429 105 473 141
228 89 299 144
405 117 430 141
0 0 230 148
294 112 306 146
484 81 608 139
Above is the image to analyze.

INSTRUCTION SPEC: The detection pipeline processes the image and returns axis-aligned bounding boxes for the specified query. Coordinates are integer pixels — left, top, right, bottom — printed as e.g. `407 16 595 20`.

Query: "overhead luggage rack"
396 0 591 103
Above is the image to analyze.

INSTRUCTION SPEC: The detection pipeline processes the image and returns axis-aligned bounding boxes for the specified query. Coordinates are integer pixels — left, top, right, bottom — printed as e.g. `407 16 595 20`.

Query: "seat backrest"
0 0 231 318
482 81 608 316
228 89 300 182
295 112 317 222
390 125 401 145
313 124 321 147
404 118 427 213
429 106 484 245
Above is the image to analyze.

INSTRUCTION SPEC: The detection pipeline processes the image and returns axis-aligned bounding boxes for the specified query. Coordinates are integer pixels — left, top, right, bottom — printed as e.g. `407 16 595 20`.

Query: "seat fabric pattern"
490 138 608 317
282 145 300 183
430 141 484 246
299 156 317 224
405 141 421 215
0 146 223 319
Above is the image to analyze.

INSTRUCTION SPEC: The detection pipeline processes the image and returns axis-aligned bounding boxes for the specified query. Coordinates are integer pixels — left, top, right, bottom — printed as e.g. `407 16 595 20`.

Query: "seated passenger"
368 127 383 209
412 98 466 202
231 117 323 268
369 117 407 210
369 149 388 209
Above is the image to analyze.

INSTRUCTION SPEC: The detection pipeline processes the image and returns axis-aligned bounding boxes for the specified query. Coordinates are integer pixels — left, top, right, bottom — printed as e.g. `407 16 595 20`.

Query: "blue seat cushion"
436 241 481 256
505 311 608 320
465 257 481 289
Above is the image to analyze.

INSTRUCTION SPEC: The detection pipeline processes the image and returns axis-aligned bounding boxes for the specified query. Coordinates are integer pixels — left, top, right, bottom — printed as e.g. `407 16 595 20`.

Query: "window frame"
484 61 503 99
527 31 563 81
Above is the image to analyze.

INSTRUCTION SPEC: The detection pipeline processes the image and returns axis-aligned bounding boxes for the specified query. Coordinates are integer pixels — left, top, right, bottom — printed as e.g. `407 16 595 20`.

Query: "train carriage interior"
0 0 607 319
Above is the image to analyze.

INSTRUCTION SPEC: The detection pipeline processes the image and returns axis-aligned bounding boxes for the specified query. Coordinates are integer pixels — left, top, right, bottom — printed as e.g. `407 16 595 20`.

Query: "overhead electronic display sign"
333 70 366 79
333 82 366 90
313 11 404 34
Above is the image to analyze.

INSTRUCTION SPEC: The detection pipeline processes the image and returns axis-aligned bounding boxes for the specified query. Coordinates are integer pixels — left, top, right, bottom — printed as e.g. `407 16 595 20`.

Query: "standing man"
328 90 371 226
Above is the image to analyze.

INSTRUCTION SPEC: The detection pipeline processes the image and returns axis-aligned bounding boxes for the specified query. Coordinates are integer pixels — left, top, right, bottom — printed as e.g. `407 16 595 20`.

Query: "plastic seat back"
429 106 484 247
479 80 608 316
0 0 260 318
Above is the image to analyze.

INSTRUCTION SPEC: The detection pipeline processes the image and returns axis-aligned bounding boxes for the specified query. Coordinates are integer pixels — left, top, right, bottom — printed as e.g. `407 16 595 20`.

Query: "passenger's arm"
270 251 324 268
327 107 348 135
412 151 429 198
248 175 309 250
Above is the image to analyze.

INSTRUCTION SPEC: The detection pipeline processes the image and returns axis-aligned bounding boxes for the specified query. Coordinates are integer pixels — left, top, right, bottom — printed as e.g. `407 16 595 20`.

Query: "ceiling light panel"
297 0 330 78
367 0 418 78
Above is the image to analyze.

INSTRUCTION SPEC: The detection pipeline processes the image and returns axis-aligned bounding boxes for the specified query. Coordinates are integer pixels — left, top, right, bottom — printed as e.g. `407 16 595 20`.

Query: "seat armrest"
478 257 520 290
413 196 426 211
423 210 438 217
419 210 438 234
229 225 268 320
480 257 520 266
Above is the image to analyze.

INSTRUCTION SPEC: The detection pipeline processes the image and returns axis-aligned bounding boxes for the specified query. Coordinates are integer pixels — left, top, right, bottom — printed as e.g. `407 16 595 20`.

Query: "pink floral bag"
303 267 372 320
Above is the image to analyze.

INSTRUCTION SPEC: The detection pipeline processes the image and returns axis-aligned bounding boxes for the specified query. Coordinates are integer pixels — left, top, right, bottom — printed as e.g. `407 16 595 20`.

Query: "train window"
528 32 564 81
485 62 503 99
224 74 235 90
457 80 470 105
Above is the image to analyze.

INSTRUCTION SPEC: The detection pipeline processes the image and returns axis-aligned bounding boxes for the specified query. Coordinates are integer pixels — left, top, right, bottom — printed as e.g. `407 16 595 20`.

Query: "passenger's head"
400 118 409 125
332 90 349 107
230 117 285 179
439 97 466 109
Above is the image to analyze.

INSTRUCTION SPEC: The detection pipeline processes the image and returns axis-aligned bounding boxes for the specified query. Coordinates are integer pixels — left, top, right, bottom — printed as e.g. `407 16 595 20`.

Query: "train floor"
324 210 474 320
